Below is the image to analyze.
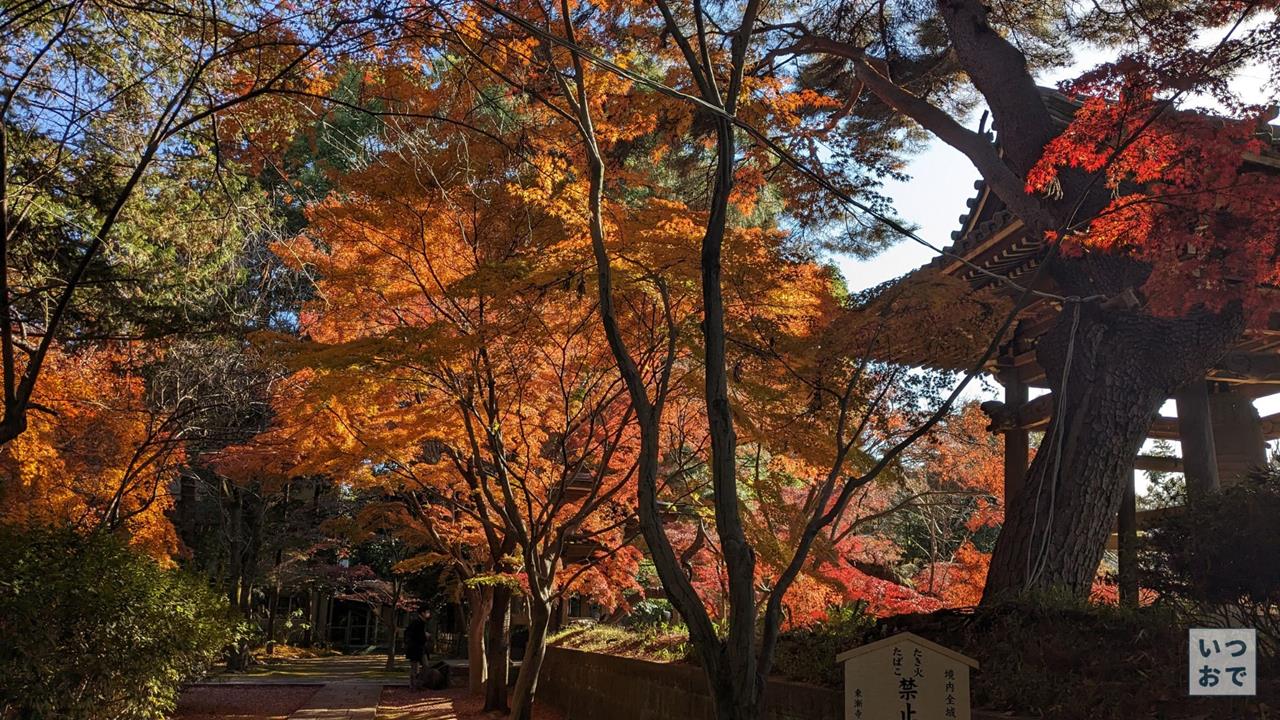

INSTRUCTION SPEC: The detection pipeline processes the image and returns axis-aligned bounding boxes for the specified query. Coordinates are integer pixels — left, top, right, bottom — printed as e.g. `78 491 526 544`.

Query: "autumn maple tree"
0 345 183 559
7 0 1275 717
905 402 1006 608
221 82 674 713
427 3 1028 718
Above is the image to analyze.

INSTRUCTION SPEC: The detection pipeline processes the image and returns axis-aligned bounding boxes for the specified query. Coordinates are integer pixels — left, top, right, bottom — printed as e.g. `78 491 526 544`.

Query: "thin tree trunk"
303 589 316 647
266 547 283 654
484 585 512 712
466 588 490 695
509 594 551 720
227 487 243 608
385 580 401 670
983 299 1241 601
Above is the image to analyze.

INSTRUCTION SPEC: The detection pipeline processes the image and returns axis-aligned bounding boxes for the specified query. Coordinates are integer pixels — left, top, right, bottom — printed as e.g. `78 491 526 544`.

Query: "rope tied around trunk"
1024 296 1085 590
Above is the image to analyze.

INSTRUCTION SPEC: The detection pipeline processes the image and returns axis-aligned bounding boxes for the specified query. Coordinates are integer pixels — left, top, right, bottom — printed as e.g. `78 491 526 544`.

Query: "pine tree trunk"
484 585 512 712
466 588 490 696
983 298 1241 601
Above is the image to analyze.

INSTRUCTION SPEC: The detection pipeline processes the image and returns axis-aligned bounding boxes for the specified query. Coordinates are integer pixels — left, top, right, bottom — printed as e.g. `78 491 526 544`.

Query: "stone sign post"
837 632 978 720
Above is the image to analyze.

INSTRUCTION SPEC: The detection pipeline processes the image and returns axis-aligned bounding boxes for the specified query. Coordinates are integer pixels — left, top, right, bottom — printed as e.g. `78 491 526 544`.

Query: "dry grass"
253 644 344 663
549 623 691 663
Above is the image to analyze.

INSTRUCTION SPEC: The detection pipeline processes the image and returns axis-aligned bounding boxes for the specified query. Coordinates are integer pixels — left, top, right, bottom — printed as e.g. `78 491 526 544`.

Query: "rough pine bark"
983 268 1242 601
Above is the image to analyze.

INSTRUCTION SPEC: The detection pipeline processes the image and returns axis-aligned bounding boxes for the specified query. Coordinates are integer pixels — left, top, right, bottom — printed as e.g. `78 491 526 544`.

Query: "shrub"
1140 471 1280 653
772 601 878 687
0 525 236 720
773 594 1211 719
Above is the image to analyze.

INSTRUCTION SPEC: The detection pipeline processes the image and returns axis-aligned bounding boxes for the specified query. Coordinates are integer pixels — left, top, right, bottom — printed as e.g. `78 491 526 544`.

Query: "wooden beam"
942 219 1025 276
1135 455 1183 473
1016 392 1054 430
1002 345 1280 389
1109 507 1186 546
1009 348 1046 386
1148 416 1180 440
1210 352 1280 384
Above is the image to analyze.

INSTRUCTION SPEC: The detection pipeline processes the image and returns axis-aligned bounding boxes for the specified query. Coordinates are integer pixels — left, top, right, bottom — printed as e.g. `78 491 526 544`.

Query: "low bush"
771 602 879 687
1140 471 1280 653
0 525 237 720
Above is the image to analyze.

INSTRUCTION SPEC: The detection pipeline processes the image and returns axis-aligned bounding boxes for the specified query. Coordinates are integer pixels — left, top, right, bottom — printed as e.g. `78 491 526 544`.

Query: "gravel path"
175 656 565 720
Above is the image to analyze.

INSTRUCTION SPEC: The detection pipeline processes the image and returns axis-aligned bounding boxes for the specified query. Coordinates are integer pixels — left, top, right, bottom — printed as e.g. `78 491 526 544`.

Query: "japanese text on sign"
1189 628 1255 696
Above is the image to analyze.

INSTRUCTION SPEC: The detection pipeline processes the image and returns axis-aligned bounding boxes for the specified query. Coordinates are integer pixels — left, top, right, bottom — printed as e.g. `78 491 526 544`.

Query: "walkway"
288 681 382 720
177 655 560 720
205 655 410 684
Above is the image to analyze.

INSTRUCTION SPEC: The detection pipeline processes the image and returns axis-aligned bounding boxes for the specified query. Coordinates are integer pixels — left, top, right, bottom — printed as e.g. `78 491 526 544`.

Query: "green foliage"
1140 472 1280 652
772 593 1268 719
1137 439 1184 510
623 598 676 626
1142 474 1280 604
5 123 273 340
0 525 236 720
771 601 879 687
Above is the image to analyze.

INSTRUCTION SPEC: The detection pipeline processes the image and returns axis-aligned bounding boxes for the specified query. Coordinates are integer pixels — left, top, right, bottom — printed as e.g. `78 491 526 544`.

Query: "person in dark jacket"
404 609 431 689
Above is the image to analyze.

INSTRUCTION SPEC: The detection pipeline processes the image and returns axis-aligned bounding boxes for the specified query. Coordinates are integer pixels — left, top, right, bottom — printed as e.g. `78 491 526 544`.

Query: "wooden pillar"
1117 465 1138 608
1000 369 1030 506
1175 378 1220 503
1209 387 1268 484
317 593 332 648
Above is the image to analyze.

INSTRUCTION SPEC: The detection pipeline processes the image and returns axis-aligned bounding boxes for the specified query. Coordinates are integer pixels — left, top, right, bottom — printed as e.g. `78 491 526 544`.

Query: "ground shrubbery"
0 525 236 720
880 598 1190 718
770 602 879 687
1140 471 1280 653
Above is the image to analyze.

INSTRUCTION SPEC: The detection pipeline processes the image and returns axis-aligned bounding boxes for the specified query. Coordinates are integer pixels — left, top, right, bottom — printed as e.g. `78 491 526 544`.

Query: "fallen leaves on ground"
172 685 320 719
378 687 565 720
